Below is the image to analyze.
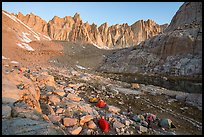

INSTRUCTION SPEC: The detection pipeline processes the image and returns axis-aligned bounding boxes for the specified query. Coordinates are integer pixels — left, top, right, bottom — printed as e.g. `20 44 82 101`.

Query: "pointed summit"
73 12 81 22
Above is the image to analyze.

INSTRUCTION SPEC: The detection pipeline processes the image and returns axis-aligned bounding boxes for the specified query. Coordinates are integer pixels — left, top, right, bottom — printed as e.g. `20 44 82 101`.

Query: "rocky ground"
2 57 202 135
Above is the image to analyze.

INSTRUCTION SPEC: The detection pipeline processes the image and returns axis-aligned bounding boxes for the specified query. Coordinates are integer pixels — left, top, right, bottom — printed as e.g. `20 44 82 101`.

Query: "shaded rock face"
99 2 202 77
14 12 166 49
2 118 65 135
164 2 202 32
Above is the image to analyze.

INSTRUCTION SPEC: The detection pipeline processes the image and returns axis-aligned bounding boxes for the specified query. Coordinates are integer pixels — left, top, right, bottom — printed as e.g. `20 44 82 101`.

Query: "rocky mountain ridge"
99 2 202 77
13 12 167 49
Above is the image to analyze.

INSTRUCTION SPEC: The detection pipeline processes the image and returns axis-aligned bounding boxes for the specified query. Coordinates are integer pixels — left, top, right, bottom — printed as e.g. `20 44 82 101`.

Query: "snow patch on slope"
17 43 34 51
42 34 52 40
34 35 40 40
76 65 86 70
92 43 109 50
10 61 19 64
3 11 51 41
2 56 9 60
20 32 32 43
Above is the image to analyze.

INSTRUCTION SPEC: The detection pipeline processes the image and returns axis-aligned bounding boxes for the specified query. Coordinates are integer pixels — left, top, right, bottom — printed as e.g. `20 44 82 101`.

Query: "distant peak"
17 12 24 16
28 12 36 16
74 12 80 18
101 22 108 27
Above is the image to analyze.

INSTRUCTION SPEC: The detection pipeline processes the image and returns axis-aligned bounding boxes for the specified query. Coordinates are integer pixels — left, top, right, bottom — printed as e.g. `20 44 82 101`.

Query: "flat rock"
48 95 60 105
2 105 12 119
176 94 188 101
67 93 81 102
108 105 121 113
124 120 130 126
48 115 61 123
56 108 64 114
11 107 40 120
64 87 75 93
41 103 55 115
44 86 56 92
113 120 125 129
78 103 99 116
88 121 97 129
68 126 82 135
131 83 140 89
80 115 93 126
2 118 66 135
136 125 148 133
63 118 78 127
36 74 56 87
53 90 66 97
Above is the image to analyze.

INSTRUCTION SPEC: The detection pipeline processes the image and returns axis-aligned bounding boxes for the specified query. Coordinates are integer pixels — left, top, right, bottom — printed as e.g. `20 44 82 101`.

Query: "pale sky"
2 2 184 26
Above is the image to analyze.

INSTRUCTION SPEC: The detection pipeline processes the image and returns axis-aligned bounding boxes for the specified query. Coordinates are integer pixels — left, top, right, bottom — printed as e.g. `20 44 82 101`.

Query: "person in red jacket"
98 116 109 132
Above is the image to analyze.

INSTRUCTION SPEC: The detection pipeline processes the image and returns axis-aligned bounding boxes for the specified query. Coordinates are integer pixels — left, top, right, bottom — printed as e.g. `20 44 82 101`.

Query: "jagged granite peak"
73 12 81 22
13 11 167 49
15 11 48 36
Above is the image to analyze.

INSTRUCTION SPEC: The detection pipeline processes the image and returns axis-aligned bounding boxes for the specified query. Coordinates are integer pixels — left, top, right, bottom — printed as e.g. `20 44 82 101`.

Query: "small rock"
106 113 113 118
30 75 37 81
68 126 82 135
125 120 130 126
56 108 64 114
121 128 125 133
113 120 125 129
102 86 106 91
132 115 145 122
115 127 120 133
137 130 142 134
85 129 94 135
36 74 56 87
48 95 60 105
80 115 93 126
141 120 148 127
44 86 56 92
47 104 55 115
48 115 61 123
42 114 50 122
176 95 187 101
88 121 97 129
118 101 124 105
168 99 177 103
16 83 24 90
67 93 81 102
53 90 65 97
68 83 77 88
131 83 140 89
108 105 121 113
136 125 147 133
64 87 75 93
63 118 78 127
113 89 119 95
